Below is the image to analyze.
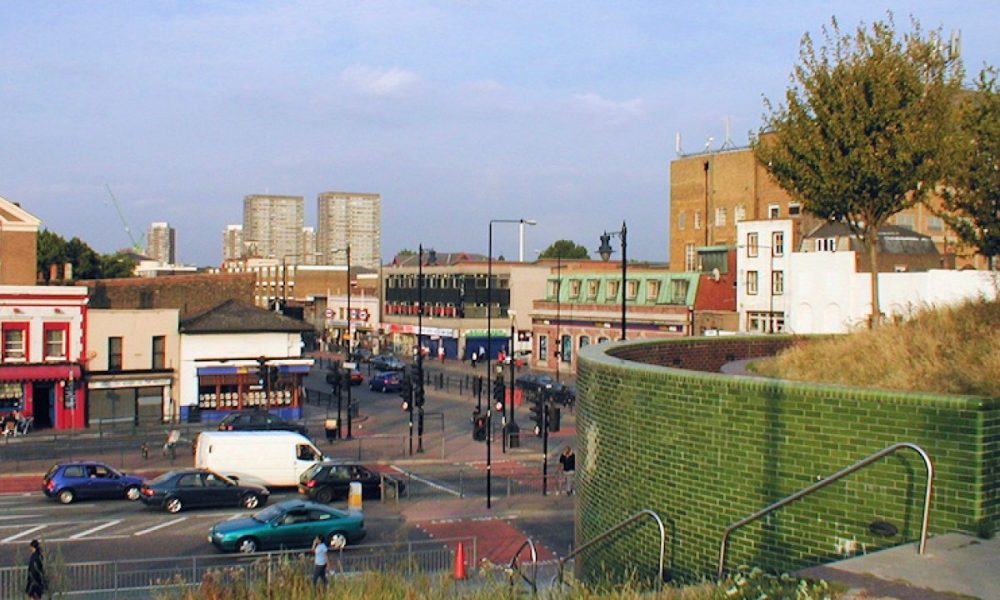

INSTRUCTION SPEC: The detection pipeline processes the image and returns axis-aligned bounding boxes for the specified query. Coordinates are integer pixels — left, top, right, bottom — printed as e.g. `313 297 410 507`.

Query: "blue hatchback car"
43 461 145 504
369 371 403 393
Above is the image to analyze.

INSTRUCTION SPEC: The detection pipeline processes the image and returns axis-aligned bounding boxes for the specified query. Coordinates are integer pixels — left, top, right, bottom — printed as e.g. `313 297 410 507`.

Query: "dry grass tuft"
752 298 1000 397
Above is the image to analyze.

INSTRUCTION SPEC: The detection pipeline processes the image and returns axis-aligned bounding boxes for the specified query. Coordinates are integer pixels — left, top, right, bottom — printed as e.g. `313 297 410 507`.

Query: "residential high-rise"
243 194 304 261
223 225 244 261
300 227 317 265
316 192 381 269
146 222 176 264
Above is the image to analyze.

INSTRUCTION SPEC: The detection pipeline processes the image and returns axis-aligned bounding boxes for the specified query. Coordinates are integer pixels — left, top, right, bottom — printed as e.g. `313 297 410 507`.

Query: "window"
43 324 68 360
768 204 780 219
670 279 690 304
538 335 548 361
788 203 802 216
597 337 610 344
579 336 590 349
587 280 599 299
560 335 572 363
715 207 727 227
772 231 785 256
646 280 660 301
626 280 639 300
927 216 944 232
677 211 686 230
735 205 746 222
548 280 560 299
684 244 697 271
108 337 123 371
772 271 784 295
895 214 916 229
606 280 619 300
3 324 28 361
694 210 702 230
569 279 581 298
746 271 759 295
746 233 759 257
152 336 166 369
815 238 837 252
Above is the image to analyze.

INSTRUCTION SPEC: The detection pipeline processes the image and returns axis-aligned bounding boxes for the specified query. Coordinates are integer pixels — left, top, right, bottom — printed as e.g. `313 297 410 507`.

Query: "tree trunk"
867 229 881 328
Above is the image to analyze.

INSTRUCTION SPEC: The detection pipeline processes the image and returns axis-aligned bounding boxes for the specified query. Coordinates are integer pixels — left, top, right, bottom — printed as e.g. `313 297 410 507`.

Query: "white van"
194 431 325 487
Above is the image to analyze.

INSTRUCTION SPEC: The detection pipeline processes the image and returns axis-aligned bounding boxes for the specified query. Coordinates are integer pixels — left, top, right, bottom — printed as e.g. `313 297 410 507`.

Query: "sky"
2 1 997 267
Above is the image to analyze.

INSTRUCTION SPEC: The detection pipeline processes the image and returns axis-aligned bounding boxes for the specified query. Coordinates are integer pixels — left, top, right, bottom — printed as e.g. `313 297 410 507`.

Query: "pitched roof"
391 251 487 267
803 222 938 255
179 300 312 334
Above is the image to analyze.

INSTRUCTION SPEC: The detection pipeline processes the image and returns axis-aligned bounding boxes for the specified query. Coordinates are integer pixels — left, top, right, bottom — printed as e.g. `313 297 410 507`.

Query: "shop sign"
465 329 509 338
64 382 77 409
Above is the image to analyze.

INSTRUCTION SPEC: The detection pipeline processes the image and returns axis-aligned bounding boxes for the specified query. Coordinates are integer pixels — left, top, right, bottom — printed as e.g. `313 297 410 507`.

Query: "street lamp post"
486 218 535 509
555 253 562 381
598 221 628 341
416 244 425 453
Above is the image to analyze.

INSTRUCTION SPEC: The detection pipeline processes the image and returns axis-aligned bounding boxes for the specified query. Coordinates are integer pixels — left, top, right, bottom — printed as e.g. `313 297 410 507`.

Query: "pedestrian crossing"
0 511 246 544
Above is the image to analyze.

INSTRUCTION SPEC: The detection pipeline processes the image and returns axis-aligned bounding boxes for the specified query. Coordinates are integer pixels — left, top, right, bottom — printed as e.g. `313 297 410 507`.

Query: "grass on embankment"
751 297 1000 397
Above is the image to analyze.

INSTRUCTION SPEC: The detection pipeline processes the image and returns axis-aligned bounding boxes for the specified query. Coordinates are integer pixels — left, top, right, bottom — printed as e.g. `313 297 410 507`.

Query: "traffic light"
268 366 280 387
472 411 487 442
257 356 268 387
547 404 561 432
400 373 413 411
414 365 425 407
528 392 544 437
492 378 505 412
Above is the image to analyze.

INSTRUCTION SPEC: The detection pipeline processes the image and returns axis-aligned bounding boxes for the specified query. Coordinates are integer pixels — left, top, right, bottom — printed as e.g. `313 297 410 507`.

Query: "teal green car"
209 499 366 553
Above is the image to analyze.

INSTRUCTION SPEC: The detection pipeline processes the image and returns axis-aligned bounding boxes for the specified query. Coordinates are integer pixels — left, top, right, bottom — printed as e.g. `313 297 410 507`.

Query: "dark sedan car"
140 469 269 514
209 499 366 553
298 460 405 504
515 372 554 392
369 371 403 393
217 410 308 436
324 367 363 386
43 461 144 504
370 355 407 372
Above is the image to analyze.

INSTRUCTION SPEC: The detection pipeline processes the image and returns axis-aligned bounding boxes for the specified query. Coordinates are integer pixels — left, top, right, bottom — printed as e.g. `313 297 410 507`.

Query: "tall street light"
486 217 535 509
598 221 628 341
416 244 426 453
332 245 354 438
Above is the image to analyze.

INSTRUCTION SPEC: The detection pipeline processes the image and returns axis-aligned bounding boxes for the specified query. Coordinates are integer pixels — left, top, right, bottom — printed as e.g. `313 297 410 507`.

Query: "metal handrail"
718 442 934 578
506 538 539 595
556 509 666 590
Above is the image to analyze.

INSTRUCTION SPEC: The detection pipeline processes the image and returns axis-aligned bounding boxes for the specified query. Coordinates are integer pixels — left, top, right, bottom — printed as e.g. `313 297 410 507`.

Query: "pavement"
2 354 996 598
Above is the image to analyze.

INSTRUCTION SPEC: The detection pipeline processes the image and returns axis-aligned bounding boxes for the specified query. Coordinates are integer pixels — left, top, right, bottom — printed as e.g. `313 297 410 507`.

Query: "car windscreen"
146 471 177 486
301 463 325 481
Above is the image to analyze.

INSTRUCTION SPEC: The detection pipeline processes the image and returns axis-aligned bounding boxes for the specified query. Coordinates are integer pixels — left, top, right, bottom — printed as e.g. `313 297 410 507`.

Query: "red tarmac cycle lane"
416 516 558 566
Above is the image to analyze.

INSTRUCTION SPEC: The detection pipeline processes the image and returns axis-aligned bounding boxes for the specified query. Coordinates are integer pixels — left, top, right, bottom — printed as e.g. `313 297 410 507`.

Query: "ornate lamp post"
598 221 628 341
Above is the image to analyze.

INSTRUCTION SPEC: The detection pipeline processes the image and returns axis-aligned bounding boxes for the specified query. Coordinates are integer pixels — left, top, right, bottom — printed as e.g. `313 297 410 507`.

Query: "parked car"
298 459 405 504
209 498 366 553
547 382 576 407
369 371 403 393
217 409 308 436
515 372 554 392
140 468 270 514
370 355 407 372
43 461 144 504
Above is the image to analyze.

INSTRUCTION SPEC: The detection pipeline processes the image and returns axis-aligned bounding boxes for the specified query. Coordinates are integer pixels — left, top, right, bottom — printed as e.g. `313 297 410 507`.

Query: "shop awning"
0 363 82 381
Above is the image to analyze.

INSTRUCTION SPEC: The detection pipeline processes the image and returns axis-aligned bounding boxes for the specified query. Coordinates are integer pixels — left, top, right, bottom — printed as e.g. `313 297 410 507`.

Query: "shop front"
86 371 173 427
384 324 458 359
0 363 85 430
188 360 312 424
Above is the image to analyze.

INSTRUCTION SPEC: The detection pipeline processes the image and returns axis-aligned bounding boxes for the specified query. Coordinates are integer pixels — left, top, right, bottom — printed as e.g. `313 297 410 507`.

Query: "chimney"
49 263 58 282
63 262 73 281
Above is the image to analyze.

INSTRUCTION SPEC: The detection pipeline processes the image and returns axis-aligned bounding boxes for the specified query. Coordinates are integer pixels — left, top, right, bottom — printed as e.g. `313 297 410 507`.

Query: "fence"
0 537 476 598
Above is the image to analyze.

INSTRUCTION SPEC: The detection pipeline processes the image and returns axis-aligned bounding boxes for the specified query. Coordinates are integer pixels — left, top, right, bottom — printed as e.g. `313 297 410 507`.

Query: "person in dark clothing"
559 446 576 495
25 539 45 600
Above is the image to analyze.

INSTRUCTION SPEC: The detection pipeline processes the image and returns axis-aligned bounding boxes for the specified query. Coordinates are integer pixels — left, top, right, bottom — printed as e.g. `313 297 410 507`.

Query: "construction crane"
105 184 145 254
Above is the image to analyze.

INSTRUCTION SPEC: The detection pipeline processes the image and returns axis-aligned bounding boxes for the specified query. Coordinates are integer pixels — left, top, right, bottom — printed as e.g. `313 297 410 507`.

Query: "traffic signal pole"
417 244 425 454
542 389 549 496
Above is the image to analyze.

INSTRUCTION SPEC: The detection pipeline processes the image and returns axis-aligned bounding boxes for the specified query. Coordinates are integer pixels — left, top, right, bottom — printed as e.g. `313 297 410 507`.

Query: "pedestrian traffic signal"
415 382 425 408
400 374 413 411
492 378 505 412
472 413 487 442
547 404 561 433
528 393 545 437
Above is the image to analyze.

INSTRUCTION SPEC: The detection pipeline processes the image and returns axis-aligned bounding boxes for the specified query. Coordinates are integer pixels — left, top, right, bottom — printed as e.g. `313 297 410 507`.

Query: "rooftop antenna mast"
675 132 683 156
720 116 735 150
105 184 145 254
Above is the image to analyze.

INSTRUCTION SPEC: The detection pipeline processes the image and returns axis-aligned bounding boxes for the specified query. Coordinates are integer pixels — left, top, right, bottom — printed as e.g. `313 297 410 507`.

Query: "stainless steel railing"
718 441 934 578
506 537 539 595
555 509 666 590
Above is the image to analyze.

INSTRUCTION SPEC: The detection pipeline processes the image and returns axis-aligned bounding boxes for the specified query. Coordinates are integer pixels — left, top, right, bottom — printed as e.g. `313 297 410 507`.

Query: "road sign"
324 308 334 318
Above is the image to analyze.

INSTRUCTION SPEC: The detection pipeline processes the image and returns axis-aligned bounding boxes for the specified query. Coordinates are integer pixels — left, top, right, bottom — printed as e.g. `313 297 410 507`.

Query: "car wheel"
57 489 75 504
125 486 141 501
241 493 260 509
315 487 333 504
237 537 259 554
165 497 183 513
328 531 348 550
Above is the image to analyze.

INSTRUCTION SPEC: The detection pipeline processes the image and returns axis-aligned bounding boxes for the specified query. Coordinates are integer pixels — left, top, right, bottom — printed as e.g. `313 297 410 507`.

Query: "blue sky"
2 1 997 267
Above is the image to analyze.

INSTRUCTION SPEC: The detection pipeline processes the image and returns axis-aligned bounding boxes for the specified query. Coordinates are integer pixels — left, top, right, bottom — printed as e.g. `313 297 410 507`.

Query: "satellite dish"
711 268 721 282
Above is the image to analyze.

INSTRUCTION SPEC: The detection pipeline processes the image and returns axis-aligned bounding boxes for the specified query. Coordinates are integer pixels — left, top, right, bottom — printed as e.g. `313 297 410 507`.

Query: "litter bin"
325 418 339 441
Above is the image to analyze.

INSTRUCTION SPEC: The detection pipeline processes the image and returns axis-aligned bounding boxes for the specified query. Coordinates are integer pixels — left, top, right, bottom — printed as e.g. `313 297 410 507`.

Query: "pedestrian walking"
311 535 330 586
559 446 576 495
438 345 445 362
471 350 478 368
25 539 45 600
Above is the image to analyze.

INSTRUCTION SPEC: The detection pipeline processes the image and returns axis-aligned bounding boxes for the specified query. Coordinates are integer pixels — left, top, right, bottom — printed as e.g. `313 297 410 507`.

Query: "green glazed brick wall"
575 336 1000 583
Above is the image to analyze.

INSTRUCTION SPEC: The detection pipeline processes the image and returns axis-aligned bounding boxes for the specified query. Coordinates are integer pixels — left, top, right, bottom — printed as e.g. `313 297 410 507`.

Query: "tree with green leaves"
538 239 589 260
754 15 963 326
938 67 1000 270
37 229 136 281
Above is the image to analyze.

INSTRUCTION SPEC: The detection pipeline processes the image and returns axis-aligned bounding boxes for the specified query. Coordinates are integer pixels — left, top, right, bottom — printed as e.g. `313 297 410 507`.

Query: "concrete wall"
575 336 999 582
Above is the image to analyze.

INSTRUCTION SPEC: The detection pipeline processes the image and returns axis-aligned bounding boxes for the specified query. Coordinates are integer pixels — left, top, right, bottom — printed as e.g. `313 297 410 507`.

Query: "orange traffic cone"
453 541 467 580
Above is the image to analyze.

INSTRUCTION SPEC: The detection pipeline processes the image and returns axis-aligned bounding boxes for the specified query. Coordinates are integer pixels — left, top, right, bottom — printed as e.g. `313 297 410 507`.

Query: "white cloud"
572 93 645 125
340 65 421 98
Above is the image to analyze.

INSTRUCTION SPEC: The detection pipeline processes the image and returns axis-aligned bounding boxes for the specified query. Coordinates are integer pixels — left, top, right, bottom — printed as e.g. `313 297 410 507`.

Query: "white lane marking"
389 465 461 497
2 524 45 543
133 517 186 537
3 534 131 544
70 519 122 539
0 515 42 520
